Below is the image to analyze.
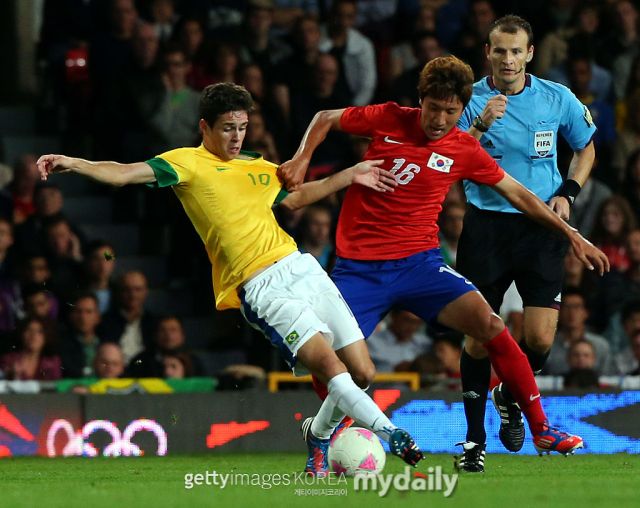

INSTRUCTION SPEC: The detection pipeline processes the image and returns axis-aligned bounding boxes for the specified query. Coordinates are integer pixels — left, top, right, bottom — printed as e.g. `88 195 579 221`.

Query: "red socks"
483 327 546 435
312 374 329 401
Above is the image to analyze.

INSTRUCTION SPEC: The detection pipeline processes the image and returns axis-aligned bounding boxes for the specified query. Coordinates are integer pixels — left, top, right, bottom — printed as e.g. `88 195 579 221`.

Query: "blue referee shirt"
458 74 597 213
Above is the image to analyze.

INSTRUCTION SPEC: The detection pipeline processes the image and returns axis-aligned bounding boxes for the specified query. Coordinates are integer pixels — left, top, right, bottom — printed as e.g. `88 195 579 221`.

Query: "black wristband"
558 179 581 206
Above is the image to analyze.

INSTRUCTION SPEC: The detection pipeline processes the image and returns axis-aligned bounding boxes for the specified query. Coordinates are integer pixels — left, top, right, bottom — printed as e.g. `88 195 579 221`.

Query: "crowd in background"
1 0 640 390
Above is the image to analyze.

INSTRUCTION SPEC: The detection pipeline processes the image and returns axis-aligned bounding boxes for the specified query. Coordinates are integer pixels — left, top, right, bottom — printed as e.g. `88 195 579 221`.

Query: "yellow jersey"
146 145 296 310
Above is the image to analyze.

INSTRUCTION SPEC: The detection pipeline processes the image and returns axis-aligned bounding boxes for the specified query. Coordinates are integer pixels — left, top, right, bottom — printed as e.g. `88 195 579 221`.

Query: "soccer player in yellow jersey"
36 82 424 474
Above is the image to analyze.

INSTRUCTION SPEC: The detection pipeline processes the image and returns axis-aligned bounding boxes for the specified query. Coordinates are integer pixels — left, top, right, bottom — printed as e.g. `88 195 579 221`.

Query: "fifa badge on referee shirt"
285 331 300 345
427 152 454 173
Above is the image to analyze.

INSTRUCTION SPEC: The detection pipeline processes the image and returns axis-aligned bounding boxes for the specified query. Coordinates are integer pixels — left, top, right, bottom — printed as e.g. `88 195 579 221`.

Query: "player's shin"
310 394 347 439
482 328 546 435
460 348 492 443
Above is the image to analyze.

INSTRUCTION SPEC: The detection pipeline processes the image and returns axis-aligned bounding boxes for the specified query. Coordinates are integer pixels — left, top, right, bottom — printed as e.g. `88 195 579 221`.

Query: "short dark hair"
488 15 534 48
70 291 99 307
417 56 474 107
199 83 254 127
22 282 48 300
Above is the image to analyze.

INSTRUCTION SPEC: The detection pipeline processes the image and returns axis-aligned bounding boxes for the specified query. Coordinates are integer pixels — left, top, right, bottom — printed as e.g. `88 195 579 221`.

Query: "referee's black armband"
557 179 581 206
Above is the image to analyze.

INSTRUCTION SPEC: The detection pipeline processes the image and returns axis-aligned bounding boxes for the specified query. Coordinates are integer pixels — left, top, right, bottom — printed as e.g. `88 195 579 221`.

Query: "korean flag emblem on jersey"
427 152 454 173
534 130 554 157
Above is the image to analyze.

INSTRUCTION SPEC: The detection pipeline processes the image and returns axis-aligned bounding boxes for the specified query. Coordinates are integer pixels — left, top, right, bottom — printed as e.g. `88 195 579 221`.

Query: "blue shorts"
331 248 477 337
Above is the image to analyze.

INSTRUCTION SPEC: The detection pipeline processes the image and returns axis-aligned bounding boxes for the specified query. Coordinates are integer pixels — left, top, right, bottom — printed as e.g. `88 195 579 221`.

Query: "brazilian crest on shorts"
285 331 299 345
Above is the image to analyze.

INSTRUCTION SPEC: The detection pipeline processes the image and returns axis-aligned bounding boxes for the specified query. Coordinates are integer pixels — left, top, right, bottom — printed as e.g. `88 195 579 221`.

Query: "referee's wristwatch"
472 116 489 132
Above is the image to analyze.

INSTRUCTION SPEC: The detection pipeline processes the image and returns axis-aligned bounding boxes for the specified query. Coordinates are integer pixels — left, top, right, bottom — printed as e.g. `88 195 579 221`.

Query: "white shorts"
239 251 364 376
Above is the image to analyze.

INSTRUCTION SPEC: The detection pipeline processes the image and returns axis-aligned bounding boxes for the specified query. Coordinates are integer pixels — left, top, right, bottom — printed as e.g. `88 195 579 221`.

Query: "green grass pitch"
0 453 638 508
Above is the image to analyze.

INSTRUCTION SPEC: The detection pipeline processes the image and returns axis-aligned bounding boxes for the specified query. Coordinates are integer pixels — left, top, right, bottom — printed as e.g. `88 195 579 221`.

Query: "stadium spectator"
238 63 289 154
289 54 351 167
545 35 614 105
612 94 640 183
438 201 465 269
10 155 40 224
187 39 240 92
272 14 323 117
238 0 292 82
81 241 116 314
566 339 597 371
128 314 201 377
22 283 58 321
393 32 444 108
566 56 616 169
604 298 640 357
149 44 201 154
410 334 463 389
89 0 139 85
14 182 84 257
163 350 195 378
0 217 16 282
44 215 84 304
98 271 157 364
569 175 613 239
534 3 600 79
93 343 125 379
60 292 102 378
590 196 637 272
544 288 613 376
621 150 640 219
609 0 640 100
614 54 640 132
271 0 319 33
562 247 598 315
452 0 496 79
243 109 280 163
0 317 61 381
318 0 376 106
367 310 432 373
298 205 334 271
624 330 640 375
388 5 438 84
147 0 178 41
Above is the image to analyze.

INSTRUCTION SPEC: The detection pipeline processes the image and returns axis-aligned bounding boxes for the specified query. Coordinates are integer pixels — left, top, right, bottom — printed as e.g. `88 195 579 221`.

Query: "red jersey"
337 102 505 260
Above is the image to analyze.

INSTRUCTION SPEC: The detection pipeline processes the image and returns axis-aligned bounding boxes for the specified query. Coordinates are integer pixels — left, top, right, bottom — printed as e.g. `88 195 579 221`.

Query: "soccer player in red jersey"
281 56 609 464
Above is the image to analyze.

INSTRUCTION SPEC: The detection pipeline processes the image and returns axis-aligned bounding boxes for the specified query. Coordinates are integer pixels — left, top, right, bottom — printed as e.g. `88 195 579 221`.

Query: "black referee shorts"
456 205 568 313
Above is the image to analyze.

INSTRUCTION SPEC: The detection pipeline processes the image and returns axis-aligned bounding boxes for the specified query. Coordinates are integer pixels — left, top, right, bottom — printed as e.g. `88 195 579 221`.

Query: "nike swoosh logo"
384 136 402 144
216 167 231 171
530 394 541 401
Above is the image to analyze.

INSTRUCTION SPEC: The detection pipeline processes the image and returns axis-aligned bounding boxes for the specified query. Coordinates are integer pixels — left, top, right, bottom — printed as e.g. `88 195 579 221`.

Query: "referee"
455 15 597 472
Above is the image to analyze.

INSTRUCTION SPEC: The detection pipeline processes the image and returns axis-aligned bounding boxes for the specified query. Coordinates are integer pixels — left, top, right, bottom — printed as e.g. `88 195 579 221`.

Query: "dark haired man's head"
33 182 63 217
69 292 101 337
486 15 534 91
156 315 185 350
411 32 443 67
23 283 52 319
199 83 254 161
417 56 473 140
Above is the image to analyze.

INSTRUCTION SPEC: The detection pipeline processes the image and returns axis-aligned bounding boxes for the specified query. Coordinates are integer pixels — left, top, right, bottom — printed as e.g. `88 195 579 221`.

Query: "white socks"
322 372 397 442
310 395 346 439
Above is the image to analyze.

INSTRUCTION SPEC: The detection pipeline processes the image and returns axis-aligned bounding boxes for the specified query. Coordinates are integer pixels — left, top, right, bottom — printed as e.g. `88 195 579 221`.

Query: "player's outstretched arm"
36 154 156 187
279 160 396 210
491 173 610 275
279 109 345 191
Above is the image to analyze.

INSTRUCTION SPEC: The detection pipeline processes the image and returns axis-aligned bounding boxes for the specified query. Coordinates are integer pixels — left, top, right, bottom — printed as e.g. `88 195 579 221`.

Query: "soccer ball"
328 427 386 477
